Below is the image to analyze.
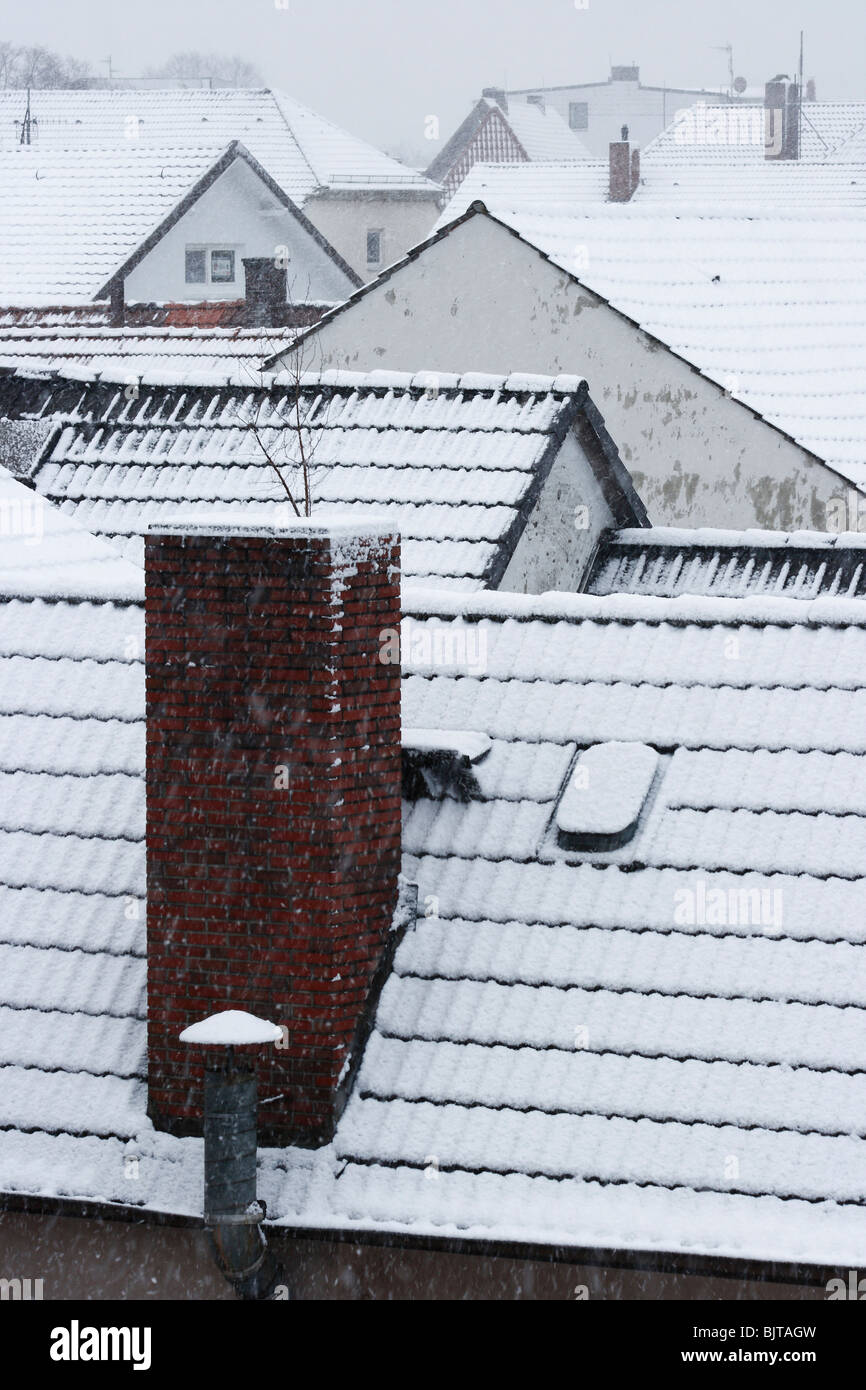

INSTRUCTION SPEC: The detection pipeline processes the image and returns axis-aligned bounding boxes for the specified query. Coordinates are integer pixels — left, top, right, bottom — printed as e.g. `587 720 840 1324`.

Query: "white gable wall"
501 429 616 593
123 159 355 305
302 193 442 283
294 215 845 532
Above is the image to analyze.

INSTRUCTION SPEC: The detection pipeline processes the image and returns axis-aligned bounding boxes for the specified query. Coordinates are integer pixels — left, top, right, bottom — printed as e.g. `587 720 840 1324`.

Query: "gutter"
0 1190 835 1291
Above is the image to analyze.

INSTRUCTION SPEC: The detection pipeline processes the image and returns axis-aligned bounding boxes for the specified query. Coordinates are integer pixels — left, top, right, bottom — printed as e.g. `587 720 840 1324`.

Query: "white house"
0 88 444 282
0 141 360 313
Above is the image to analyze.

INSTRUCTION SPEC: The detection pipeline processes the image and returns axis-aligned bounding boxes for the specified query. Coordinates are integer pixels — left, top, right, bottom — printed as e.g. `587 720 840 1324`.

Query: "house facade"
503 66 741 156
0 141 360 314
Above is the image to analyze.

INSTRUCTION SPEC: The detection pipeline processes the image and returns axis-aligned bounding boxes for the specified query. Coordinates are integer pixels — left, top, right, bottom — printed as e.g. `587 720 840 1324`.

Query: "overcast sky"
3 0 862 160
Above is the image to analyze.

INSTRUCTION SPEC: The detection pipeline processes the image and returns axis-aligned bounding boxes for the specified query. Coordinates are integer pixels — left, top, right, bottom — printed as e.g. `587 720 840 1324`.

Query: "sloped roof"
2 528 866 1269
645 101 866 163
429 185 866 488
426 97 590 192
0 88 438 203
499 100 593 162
0 140 359 307
0 144 228 303
0 326 301 376
587 527 866 599
0 365 642 589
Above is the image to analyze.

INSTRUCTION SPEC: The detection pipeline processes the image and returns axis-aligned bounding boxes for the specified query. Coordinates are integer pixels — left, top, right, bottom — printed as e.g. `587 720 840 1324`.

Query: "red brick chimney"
609 126 640 201
144 516 402 1146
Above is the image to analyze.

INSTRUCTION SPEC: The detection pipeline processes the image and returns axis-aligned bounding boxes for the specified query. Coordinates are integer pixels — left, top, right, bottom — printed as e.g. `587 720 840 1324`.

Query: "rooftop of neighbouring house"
1 478 866 1270
645 100 866 164
481 96 593 162
0 139 359 307
425 94 592 190
0 88 440 203
427 181 866 488
0 364 641 589
587 526 866 599
0 323 311 377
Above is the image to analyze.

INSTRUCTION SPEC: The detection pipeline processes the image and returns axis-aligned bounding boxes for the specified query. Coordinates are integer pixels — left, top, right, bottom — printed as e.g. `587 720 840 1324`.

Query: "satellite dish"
733 76 747 94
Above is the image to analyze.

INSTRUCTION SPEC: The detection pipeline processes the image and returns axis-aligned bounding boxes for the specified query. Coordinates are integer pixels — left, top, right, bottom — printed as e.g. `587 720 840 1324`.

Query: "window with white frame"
569 101 589 131
366 229 383 266
185 246 238 285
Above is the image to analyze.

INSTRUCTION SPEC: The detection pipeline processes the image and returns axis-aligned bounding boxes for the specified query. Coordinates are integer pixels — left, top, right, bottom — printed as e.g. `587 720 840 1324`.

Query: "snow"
402 728 493 763
556 742 659 836
179 1010 283 1046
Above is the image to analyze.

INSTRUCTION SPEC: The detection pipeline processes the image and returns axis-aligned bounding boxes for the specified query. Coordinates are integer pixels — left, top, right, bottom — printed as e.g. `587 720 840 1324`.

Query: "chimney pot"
481 86 508 113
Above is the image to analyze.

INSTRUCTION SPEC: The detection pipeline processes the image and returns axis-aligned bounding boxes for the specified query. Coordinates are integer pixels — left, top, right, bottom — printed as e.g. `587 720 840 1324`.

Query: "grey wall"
286 214 845 533
501 429 615 593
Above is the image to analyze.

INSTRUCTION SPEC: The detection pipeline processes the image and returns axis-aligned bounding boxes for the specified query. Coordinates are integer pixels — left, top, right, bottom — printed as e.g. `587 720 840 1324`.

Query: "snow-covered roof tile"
1 480 866 1270
0 89 439 205
0 367 596 589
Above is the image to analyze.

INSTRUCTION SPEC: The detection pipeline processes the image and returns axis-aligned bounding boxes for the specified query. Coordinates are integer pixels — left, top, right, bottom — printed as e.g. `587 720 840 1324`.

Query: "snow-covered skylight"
556 741 659 850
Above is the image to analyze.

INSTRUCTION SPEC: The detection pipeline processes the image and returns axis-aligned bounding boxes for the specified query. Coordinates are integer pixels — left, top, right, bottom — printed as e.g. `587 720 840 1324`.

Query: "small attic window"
402 728 492 802
556 742 658 851
366 228 383 266
185 246 237 285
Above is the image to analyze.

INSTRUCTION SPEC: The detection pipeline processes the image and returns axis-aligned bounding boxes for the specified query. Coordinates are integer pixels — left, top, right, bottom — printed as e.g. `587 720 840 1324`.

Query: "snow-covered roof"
0 89 439 203
431 185 866 488
0 325 302 376
0 139 359 307
646 101 866 164
588 527 866 599
495 100 593 163
2 529 866 1269
425 97 591 194
0 365 638 590
0 144 230 304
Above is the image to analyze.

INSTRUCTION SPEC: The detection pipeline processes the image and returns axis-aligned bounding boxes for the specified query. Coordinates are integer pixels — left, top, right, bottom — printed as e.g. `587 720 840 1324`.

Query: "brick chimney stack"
144 516 402 1145
609 126 640 202
242 256 288 327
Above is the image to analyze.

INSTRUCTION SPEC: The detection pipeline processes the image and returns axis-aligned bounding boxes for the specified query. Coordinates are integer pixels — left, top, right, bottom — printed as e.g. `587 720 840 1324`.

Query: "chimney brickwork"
242 257 288 327
145 519 402 1146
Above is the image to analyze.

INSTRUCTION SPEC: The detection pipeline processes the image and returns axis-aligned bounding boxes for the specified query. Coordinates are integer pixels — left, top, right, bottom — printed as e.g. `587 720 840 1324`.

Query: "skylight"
556 741 658 851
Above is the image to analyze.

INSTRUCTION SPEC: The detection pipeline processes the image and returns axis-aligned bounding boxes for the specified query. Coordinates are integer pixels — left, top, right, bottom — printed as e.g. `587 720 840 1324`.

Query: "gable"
121 157 356 306
284 211 853 532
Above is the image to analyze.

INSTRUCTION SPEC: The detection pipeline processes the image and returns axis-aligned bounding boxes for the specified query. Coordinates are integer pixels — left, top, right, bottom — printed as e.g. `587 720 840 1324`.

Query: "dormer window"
556 742 658 851
185 246 237 285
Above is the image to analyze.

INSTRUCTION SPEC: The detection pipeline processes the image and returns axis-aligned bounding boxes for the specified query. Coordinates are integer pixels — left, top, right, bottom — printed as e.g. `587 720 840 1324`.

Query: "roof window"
556 741 658 851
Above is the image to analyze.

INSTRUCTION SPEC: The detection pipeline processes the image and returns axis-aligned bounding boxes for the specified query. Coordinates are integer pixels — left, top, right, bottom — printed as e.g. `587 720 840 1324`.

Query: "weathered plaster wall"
501 430 615 593
302 194 441 283
123 160 354 306
291 215 845 532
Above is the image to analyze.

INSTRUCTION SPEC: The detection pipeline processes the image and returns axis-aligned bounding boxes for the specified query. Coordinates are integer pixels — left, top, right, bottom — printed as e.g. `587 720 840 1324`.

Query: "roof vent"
402 728 492 802
556 741 658 850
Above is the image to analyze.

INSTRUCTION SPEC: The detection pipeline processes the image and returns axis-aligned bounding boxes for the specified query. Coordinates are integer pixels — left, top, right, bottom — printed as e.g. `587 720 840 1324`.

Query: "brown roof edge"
0 1190 836 1288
